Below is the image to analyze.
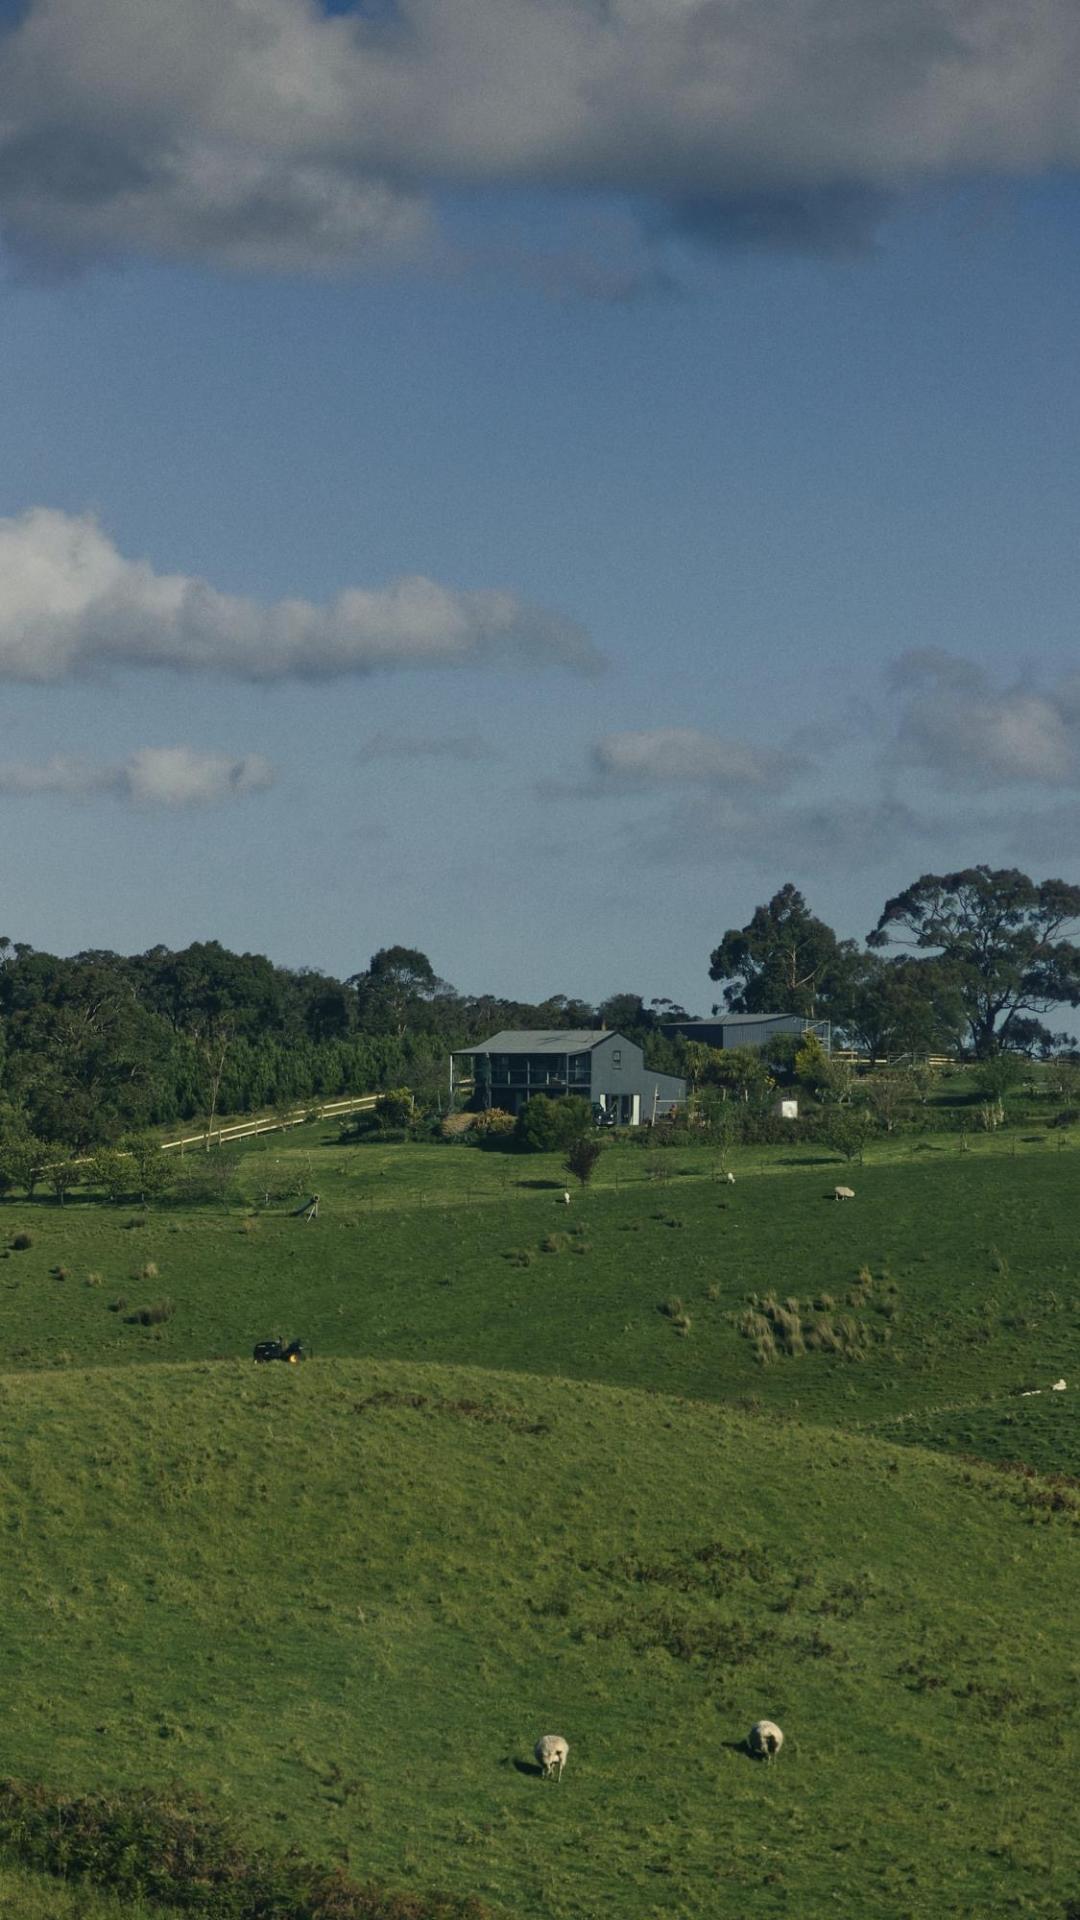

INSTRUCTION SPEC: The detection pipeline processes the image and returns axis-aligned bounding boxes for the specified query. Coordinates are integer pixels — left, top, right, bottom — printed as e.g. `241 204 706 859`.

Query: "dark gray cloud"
1 0 1078 272
623 791 936 874
664 184 891 258
0 508 599 681
890 649 1080 788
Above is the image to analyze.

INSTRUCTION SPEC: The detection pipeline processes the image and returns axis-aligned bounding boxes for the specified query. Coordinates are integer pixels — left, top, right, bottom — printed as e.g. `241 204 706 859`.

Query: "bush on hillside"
565 1135 602 1186
0 1777 497 1920
514 1094 591 1153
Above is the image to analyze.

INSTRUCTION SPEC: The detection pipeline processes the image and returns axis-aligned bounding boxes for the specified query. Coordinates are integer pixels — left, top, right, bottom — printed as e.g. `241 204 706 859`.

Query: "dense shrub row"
0 1779 500 1920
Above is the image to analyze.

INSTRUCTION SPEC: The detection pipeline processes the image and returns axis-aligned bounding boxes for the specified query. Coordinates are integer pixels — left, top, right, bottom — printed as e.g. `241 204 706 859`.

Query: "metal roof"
673 1013 819 1028
456 1029 621 1054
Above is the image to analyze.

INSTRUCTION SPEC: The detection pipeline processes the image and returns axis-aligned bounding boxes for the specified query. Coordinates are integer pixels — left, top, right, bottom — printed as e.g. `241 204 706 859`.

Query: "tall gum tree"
867 867 1080 1057
709 884 858 1019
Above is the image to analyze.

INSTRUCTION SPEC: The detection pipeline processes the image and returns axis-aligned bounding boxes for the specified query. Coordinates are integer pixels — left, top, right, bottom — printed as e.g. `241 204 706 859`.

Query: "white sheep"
723 1172 736 1185
1051 1378 1067 1392
562 1190 571 1206
834 1185 855 1201
535 1733 569 1781
748 1720 784 1762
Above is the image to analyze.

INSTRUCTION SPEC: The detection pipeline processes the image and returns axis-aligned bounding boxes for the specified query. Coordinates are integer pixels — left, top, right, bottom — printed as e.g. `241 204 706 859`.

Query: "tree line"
0 865 1076 1154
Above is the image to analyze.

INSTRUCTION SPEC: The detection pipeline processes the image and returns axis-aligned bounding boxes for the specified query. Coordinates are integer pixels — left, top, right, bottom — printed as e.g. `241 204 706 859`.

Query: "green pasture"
0 1359 1076 1919
1 1136 1076 1470
0 1131 1077 1918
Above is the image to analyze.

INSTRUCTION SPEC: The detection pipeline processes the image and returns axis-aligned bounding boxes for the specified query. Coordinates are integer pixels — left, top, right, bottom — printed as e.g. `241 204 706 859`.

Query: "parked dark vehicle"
252 1339 306 1365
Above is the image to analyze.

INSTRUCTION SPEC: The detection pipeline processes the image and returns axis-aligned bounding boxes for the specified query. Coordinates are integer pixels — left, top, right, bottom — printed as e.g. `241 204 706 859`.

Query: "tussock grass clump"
738 1292 875 1362
539 1232 567 1255
503 1248 534 1268
84 1271 103 1288
737 1306 778 1364
123 1217 147 1231
239 1217 260 1235
132 1261 159 1282
51 1265 71 1281
123 1298 174 1327
658 1296 692 1335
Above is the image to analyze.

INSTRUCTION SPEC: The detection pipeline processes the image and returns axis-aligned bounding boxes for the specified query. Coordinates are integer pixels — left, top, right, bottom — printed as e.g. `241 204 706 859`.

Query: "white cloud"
588 727 804 792
891 650 1080 788
0 745 275 806
0 508 598 681
1 0 1079 271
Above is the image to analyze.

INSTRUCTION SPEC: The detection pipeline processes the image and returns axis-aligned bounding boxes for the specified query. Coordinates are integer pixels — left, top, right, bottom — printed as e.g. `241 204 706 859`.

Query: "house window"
611 1050 622 1068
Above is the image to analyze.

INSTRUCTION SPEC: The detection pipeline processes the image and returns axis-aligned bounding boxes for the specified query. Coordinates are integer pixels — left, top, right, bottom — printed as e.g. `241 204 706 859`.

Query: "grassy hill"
2 1136 1076 1470
0 1356 1077 1919
0 1132 1076 1918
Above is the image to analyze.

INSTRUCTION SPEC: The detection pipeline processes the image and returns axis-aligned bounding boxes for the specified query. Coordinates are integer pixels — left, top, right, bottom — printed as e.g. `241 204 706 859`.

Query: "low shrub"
0 1777 497 1919
10 1232 32 1251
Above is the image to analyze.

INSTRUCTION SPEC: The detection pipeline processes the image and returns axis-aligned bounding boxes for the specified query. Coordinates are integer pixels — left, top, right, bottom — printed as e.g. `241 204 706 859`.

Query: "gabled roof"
456 1029 625 1054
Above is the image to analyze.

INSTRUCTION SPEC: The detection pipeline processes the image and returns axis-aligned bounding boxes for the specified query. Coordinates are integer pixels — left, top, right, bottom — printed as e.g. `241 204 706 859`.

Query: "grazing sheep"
1052 1378 1067 1391
748 1720 784 1762
834 1185 855 1201
723 1172 736 1185
535 1734 569 1781
562 1190 571 1206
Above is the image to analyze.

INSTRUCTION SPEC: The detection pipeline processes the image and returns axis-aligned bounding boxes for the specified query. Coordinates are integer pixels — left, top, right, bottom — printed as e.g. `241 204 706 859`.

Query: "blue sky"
1 1 1079 1014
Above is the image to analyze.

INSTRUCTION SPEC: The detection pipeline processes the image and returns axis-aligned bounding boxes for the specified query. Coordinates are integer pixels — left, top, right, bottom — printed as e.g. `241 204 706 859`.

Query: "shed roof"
456 1029 622 1055
672 1013 820 1029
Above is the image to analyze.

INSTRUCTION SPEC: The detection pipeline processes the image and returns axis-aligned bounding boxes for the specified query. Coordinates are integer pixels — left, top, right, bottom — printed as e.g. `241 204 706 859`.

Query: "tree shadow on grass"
774 1154 841 1167
515 1179 566 1190
512 1758 544 1778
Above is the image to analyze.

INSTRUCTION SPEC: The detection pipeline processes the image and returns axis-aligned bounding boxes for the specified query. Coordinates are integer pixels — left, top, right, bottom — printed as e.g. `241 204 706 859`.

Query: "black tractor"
252 1338 307 1365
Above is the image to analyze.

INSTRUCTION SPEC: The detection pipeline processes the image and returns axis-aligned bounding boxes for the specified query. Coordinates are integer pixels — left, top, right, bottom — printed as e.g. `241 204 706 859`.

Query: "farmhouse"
454 1030 686 1124
661 1013 831 1052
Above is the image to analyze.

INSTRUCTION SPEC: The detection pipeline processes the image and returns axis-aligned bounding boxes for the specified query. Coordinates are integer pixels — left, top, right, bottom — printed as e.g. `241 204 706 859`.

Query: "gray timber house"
455 1030 686 1124
661 1013 831 1052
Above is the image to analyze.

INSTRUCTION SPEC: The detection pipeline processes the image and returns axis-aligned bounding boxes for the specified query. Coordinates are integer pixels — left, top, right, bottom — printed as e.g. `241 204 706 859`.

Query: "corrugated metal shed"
663 1015 831 1052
